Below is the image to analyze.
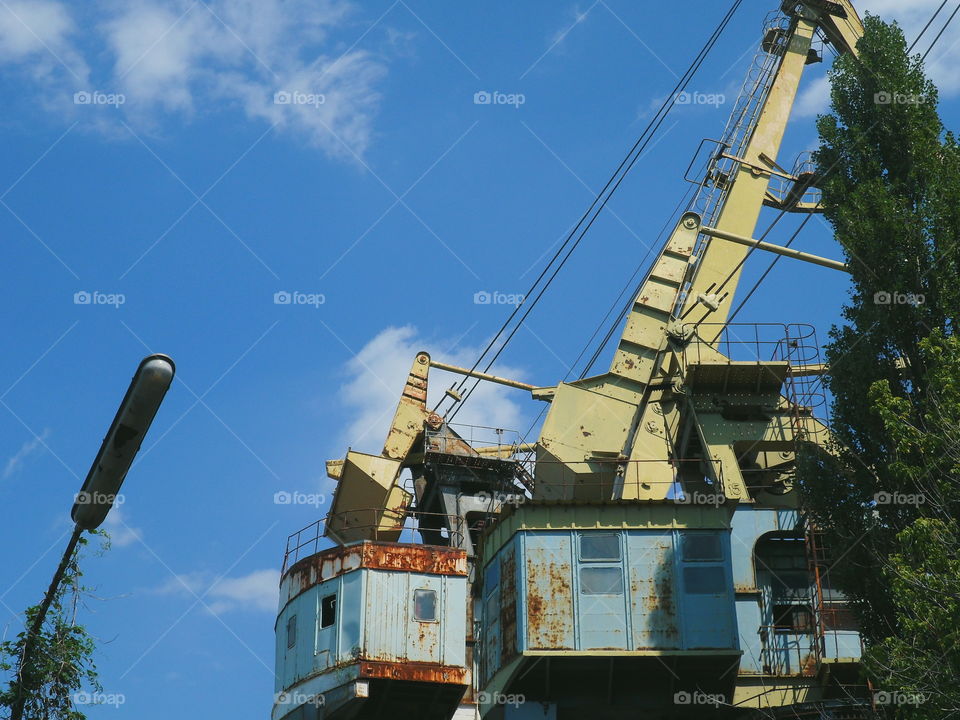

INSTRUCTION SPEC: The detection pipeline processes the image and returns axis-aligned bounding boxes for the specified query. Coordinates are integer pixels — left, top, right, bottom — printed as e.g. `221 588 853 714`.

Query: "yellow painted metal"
700 225 849 272
681 15 818 327
429 359 538 392
814 0 864 56
325 352 432 542
473 442 537 458
382 351 432 461
325 451 410 543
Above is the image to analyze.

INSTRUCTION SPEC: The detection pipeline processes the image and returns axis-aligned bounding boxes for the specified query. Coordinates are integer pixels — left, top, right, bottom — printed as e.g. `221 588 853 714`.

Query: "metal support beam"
701 226 849 272
429 360 536 391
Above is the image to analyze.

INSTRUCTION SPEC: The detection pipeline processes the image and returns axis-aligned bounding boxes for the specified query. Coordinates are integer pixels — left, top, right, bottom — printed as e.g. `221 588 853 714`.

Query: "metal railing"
425 422 521 454
681 322 827 423
282 509 466 573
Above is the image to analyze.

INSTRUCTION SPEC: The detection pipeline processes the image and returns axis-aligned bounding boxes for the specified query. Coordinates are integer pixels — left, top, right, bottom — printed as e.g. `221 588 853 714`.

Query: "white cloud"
852 1 960 95
102 507 143 547
0 0 388 159
156 568 279 613
3 429 50 479
336 325 530 456
794 74 831 118
101 0 386 157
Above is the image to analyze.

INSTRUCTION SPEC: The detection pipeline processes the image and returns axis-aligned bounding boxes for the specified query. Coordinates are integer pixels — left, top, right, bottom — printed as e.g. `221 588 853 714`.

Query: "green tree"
799 14 960 718
0 534 102 720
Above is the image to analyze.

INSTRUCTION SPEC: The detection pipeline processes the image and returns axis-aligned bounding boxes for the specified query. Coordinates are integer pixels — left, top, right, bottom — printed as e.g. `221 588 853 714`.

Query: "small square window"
683 566 726 594
580 567 624 595
320 594 336 629
286 614 297 649
773 604 813 633
682 534 723 562
580 533 621 562
414 589 437 622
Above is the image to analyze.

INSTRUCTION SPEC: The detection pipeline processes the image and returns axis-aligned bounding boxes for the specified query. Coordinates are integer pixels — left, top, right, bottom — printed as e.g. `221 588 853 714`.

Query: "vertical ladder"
804 522 832 667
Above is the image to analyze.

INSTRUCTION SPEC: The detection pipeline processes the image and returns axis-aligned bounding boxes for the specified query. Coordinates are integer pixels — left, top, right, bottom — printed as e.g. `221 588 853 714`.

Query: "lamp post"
9 354 175 720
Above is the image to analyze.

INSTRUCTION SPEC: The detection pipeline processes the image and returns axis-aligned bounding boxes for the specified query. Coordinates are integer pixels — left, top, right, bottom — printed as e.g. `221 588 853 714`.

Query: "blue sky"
1 0 958 717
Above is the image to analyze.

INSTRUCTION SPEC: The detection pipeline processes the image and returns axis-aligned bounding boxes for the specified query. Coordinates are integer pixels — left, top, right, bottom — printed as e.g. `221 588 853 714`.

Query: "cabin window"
579 533 621 562
320 594 336 629
580 566 624 595
773 604 813 633
414 589 438 622
286 614 297 648
682 534 723 562
683 566 725 594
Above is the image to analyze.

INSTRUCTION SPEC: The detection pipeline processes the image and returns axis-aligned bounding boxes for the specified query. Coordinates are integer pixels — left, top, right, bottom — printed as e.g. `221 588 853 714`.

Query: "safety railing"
282 509 466 573
680 322 827 424
424 422 521 454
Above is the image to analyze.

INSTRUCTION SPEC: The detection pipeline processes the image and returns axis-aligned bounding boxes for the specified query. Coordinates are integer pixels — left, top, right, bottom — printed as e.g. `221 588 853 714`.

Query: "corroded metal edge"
359 660 468 685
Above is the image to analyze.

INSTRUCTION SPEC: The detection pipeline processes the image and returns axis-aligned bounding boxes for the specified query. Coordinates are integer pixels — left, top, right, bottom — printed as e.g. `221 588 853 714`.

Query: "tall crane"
275 2 875 719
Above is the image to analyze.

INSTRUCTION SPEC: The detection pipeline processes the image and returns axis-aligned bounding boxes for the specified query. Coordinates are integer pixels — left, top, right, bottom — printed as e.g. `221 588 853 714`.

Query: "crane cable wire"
710 1 960 343
515 0 960 448
446 0 746 421
922 0 960 61
909 0 949 52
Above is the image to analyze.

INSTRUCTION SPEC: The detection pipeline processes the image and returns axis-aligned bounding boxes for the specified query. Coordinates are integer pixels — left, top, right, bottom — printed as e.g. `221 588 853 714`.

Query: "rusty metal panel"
359 542 467 576
500 541 518 662
627 532 680 649
575 532 630 650
522 532 575 650
362 570 466 668
280 541 467 612
358 660 467 685
677 531 738 650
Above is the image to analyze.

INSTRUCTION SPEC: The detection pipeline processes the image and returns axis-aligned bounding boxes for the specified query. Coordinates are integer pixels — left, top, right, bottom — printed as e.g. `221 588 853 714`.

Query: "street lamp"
10 354 175 720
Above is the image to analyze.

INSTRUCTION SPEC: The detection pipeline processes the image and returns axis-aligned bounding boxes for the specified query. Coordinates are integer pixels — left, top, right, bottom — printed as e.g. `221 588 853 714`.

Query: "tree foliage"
0 534 101 720
799 14 960 718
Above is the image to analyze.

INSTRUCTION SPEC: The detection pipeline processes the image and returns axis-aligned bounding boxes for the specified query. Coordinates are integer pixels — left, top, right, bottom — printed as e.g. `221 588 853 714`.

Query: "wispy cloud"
335 325 530 456
3 429 51 479
155 568 279 613
102 507 143 547
0 0 389 158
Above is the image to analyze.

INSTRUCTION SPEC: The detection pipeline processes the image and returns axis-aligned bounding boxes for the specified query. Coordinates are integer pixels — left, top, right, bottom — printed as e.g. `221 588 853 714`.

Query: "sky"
1 0 959 717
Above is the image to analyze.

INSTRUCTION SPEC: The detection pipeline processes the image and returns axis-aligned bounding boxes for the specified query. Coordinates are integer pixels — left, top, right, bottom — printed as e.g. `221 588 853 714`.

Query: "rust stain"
526 551 572 649
359 660 467 685
501 548 517 662
280 541 466 610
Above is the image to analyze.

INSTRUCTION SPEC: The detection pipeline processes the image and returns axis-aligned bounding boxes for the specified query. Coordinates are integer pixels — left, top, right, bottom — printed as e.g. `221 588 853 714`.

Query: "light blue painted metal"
274 542 468 720
480 527 739 685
